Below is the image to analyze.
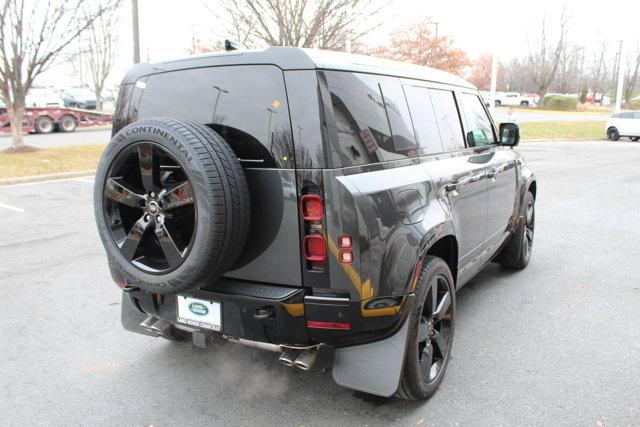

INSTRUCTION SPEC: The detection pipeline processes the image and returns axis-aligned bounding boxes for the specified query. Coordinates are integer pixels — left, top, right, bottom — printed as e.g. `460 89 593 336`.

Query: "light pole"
575 46 585 99
212 86 229 122
489 52 498 116
615 40 625 112
132 0 140 64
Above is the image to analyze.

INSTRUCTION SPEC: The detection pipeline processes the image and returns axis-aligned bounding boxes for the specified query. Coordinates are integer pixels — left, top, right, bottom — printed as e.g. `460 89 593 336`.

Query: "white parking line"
0 202 25 213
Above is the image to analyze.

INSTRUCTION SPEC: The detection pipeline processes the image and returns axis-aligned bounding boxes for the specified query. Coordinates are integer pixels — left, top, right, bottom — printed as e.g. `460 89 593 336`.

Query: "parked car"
494 92 538 107
606 111 640 141
58 87 97 110
94 47 537 401
25 88 65 108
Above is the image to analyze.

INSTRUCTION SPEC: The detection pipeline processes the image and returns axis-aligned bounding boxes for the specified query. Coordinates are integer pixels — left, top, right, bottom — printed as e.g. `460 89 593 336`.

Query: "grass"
519 121 605 141
0 144 106 179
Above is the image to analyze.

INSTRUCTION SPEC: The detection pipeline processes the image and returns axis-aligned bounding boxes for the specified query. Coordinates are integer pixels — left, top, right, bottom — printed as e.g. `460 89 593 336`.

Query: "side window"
326 72 415 166
379 80 418 154
634 112 640 120
622 112 634 119
429 89 466 151
460 93 496 147
137 65 294 168
403 85 444 154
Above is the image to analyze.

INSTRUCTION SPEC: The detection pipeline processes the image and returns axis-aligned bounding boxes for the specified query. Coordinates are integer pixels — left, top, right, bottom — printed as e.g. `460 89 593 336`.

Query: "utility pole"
615 40 625 112
489 52 498 117
576 46 585 97
132 0 140 64
432 21 439 63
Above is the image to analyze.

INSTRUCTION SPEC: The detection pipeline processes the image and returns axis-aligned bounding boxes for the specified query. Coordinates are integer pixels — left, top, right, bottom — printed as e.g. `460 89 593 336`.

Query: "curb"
0 170 96 186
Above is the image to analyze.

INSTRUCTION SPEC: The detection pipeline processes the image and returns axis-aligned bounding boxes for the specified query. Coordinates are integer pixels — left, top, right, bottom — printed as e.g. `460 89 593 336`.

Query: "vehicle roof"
122 46 476 90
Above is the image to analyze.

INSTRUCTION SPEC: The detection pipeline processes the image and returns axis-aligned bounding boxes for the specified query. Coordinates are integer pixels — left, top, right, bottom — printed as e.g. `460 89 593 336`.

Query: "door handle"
444 182 460 197
486 169 498 180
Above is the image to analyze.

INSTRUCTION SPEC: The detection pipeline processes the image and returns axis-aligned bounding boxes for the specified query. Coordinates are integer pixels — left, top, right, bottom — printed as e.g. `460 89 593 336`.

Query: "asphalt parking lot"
1 140 639 425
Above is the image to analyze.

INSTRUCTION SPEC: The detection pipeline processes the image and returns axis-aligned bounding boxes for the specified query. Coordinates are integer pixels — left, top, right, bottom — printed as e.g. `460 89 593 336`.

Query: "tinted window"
403 85 443 154
634 112 640 119
285 71 327 169
326 72 415 166
137 65 293 168
460 93 496 147
621 112 634 119
379 80 418 154
429 89 465 151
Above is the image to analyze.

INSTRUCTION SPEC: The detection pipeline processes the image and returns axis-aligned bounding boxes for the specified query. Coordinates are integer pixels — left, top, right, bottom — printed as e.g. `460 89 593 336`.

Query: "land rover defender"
94 47 536 400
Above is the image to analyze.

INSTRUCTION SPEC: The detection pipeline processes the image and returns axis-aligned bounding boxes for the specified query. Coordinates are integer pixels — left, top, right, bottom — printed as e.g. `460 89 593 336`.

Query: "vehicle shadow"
119 263 517 424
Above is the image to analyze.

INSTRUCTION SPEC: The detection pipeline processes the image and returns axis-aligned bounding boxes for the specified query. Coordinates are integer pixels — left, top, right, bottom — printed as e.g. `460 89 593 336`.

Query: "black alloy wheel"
103 142 196 274
397 256 455 400
607 127 620 141
416 275 454 383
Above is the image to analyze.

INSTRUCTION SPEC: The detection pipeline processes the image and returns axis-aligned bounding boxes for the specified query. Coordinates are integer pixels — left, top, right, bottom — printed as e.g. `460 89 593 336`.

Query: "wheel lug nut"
150 192 156 198
145 214 150 221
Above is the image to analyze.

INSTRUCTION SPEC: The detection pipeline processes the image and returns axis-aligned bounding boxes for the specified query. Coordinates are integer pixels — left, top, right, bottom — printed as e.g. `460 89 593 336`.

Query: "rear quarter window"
137 65 294 168
325 71 417 167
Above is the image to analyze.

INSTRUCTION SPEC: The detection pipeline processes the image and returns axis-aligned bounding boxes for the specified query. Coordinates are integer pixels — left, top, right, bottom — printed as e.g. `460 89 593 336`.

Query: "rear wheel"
630 136 639 142
34 116 54 134
607 127 620 141
397 256 455 400
496 191 535 270
59 115 77 133
520 100 529 107
495 100 502 107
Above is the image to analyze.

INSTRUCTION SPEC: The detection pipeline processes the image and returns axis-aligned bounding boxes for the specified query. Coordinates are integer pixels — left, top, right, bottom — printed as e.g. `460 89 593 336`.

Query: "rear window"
137 65 294 168
326 71 417 167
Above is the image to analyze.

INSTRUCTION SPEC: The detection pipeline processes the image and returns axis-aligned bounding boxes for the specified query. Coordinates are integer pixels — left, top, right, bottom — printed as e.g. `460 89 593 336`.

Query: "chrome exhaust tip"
293 349 318 371
278 349 298 367
140 315 159 332
149 318 171 334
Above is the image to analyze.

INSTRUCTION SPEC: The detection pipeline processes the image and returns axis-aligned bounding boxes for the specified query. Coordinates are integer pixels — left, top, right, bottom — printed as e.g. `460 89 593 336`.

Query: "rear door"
403 83 490 278
633 112 640 135
459 92 517 254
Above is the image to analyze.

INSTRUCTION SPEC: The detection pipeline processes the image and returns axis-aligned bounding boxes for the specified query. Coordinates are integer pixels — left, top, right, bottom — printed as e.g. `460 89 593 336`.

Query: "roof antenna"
224 39 245 51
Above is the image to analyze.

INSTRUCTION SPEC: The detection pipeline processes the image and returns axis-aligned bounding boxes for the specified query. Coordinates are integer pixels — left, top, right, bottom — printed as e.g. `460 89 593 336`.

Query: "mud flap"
332 317 410 397
121 292 157 336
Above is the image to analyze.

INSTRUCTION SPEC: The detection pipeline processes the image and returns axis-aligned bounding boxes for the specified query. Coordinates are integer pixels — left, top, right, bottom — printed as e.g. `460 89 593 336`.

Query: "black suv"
94 47 536 400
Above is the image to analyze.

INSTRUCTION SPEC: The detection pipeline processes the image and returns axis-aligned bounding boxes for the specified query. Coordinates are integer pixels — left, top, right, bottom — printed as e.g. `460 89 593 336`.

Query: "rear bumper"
121 278 414 348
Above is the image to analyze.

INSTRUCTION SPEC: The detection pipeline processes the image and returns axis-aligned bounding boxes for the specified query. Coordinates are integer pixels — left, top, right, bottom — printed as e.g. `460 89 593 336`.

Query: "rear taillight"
300 191 326 270
303 235 326 262
300 194 324 221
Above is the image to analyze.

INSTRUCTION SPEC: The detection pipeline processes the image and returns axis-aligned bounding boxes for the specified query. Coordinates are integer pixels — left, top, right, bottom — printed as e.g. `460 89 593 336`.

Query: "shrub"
542 95 578 111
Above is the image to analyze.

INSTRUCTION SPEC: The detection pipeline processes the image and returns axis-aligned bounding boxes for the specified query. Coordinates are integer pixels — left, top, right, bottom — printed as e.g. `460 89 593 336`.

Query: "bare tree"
526 7 570 104
624 41 640 104
0 0 119 150
215 0 385 50
84 7 120 111
589 38 610 103
554 44 579 93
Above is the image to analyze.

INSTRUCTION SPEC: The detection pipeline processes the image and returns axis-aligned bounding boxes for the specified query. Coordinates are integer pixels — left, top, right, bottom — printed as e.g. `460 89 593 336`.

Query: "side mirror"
499 122 520 147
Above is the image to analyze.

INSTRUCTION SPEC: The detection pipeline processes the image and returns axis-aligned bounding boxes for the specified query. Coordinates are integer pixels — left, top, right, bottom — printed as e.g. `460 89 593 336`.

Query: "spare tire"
94 118 250 294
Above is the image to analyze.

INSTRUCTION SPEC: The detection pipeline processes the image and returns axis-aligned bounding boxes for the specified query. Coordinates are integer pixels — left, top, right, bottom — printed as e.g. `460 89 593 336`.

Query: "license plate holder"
176 295 222 331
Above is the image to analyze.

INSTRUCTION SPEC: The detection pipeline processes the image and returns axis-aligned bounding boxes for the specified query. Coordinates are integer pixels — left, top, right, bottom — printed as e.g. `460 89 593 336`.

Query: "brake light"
307 321 351 330
303 235 327 262
300 194 324 221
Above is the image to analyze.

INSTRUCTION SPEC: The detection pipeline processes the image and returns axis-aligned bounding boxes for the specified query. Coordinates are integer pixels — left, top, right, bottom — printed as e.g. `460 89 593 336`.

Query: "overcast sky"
40 0 640 90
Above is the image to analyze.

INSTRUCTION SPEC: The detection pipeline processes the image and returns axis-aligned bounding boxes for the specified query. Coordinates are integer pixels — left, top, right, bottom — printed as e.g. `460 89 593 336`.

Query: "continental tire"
94 117 250 294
